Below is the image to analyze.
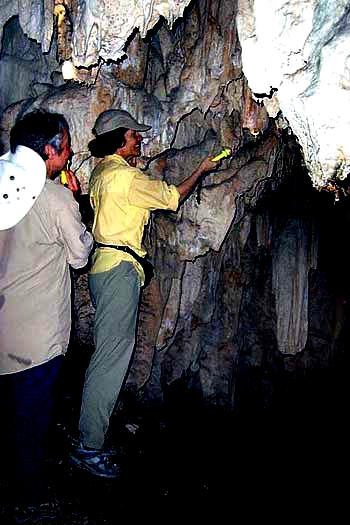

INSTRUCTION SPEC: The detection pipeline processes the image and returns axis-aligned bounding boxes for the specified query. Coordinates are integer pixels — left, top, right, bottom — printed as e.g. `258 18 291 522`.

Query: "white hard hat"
0 146 46 230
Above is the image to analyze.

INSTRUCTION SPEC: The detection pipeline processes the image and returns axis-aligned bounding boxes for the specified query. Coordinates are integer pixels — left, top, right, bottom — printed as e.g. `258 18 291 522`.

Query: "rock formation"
237 0 350 192
0 0 347 410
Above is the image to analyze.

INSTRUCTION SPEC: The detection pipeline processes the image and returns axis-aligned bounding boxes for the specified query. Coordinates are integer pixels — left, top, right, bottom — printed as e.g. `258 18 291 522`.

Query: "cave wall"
0 0 348 412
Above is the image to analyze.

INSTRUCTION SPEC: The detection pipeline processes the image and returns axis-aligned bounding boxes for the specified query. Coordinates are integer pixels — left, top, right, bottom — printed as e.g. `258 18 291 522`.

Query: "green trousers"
79 262 140 449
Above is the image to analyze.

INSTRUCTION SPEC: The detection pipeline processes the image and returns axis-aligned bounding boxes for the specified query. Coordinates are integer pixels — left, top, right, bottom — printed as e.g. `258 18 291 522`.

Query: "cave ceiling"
1 0 349 194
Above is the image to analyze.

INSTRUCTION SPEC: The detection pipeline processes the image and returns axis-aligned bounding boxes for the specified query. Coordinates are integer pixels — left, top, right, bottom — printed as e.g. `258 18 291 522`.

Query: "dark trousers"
0 356 63 506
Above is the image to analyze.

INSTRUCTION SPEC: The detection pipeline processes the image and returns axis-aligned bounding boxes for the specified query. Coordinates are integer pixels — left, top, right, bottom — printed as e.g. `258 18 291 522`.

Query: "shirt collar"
105 154 130 167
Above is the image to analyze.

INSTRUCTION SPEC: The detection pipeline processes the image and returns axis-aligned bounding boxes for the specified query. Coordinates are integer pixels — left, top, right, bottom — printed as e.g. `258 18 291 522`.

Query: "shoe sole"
69 454 120 479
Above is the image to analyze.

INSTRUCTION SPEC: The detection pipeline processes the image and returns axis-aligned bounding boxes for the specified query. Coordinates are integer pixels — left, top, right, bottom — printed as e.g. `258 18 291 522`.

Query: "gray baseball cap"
93 109 151 136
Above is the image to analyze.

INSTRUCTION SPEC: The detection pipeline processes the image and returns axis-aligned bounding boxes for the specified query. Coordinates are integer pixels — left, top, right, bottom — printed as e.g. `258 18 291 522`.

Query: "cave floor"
0 359 347 523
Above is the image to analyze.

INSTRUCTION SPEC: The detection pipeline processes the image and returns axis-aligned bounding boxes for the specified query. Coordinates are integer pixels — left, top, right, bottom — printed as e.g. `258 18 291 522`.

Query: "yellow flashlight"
211 148 232 162
59 160 70 186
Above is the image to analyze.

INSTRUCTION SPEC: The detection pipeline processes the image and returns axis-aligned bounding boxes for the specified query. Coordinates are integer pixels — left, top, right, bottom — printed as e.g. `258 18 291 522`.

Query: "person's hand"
197 155 220 174
65 170 81 195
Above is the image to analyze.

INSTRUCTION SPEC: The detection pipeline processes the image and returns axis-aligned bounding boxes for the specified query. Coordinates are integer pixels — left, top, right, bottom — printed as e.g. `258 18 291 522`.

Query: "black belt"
95 242 154 287
96 242 137 257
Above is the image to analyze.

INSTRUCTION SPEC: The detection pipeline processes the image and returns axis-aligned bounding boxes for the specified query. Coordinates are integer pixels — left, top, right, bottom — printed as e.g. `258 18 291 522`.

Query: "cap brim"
131 123 152 132
95 123 152 135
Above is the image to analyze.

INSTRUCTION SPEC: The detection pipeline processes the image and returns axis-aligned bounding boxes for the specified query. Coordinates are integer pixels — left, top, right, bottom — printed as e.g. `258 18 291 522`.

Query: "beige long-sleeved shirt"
0 179 93 374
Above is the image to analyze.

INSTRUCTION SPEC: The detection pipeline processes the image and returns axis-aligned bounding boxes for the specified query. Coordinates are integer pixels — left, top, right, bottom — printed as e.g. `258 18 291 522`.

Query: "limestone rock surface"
237 0 350 190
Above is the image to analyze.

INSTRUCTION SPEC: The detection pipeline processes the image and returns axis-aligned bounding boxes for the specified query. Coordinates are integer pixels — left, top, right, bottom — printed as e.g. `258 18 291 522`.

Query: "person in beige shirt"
0 109 93 518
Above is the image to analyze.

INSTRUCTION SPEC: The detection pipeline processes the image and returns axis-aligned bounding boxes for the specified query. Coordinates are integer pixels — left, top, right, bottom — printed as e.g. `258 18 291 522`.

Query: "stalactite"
272 218 315 355
241 85 269 138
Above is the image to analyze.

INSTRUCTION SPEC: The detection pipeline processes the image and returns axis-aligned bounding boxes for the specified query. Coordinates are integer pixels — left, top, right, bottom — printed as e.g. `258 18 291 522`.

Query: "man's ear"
44 144 56 159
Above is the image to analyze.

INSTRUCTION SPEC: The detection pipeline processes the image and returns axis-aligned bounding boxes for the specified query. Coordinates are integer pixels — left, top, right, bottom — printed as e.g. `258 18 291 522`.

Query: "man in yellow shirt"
70 109 218 478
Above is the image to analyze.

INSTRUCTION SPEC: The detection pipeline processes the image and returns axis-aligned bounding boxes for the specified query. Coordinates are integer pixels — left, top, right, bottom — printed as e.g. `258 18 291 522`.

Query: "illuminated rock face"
71 0 192 67
237 0 350 190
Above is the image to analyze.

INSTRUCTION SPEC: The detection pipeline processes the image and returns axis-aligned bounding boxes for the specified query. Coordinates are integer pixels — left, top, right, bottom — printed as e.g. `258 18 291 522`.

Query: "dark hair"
88 127 128 158
10 109 70 161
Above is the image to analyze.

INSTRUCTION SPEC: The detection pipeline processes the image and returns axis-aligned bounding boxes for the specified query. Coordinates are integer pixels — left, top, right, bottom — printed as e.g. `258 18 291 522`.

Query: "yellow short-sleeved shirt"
89 154 180 284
